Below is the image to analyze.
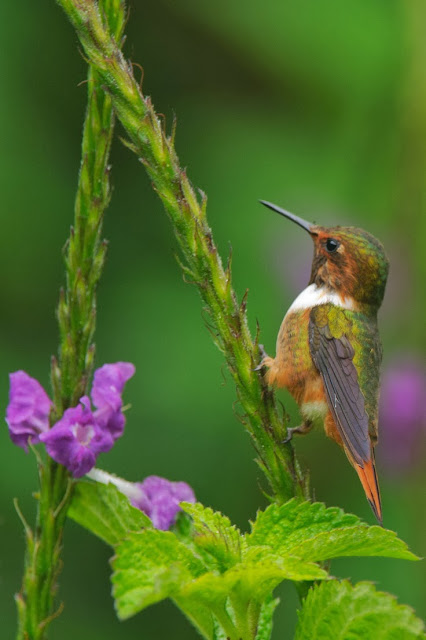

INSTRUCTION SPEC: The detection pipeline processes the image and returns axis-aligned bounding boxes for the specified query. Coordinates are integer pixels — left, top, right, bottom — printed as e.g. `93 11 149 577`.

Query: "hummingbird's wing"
308 304 383 523
308 306 371 466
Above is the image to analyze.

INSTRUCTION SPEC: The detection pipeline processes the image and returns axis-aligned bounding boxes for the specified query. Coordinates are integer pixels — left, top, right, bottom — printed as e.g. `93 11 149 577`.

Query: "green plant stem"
51 0 127 412
55 0 309 504
15 2 126 638
231 595 253 640
211 604 240 640
16 461 71 640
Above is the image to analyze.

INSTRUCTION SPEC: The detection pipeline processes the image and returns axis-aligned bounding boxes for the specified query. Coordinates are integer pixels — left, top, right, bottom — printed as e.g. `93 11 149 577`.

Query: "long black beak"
260 200 315 234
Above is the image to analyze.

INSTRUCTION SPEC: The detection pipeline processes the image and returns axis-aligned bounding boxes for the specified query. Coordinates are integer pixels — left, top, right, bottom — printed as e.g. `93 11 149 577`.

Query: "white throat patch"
286 283 356 314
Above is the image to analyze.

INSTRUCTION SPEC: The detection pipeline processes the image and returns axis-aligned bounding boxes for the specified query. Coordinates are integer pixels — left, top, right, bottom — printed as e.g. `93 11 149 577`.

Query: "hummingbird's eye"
325 238 340 253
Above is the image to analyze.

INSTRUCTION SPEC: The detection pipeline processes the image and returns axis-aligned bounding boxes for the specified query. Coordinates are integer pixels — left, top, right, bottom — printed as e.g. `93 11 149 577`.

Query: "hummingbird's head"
260 201 389 310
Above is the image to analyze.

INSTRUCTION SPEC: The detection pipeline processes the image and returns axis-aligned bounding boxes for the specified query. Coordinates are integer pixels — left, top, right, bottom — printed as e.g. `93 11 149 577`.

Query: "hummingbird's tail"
353 450 382 525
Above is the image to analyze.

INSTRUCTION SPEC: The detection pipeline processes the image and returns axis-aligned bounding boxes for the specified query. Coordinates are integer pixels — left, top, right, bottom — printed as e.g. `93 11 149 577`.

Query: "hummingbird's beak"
259 200 316 234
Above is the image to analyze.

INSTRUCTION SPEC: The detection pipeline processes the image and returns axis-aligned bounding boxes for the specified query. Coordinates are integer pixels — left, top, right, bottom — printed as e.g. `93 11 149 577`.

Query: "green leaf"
248 500 418 562
295 581 426 640
68 480 151 546
112 529 206 619
181 502 243 569
112 528 326 621
111 510 328 638
242 547 327 583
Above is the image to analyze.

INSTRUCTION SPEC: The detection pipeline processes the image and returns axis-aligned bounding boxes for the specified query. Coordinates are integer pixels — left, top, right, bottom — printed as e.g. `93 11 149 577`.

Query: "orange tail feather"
354 453 382 525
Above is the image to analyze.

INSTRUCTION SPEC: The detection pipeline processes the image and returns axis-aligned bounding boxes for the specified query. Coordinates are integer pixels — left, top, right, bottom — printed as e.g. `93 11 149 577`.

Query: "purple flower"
131 475 196 530
40 397 114 478
86 469 197 530
379 357 426 474
6 371 52 451
92 362 135 440
5 362 135 476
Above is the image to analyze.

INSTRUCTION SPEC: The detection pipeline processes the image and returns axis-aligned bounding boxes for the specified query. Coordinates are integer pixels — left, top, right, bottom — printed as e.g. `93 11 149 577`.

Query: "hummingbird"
259 200 389 524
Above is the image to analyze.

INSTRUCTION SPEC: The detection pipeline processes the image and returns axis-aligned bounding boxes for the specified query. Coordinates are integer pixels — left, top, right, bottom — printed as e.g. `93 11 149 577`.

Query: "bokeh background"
1 0 425 637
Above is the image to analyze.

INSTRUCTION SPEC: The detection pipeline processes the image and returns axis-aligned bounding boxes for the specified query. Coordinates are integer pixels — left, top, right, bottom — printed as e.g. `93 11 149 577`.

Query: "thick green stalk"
15 2 126 638
55 0 309 503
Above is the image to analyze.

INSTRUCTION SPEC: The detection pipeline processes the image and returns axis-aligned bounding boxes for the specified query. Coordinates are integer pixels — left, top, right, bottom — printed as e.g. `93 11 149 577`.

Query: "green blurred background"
1 0 425 637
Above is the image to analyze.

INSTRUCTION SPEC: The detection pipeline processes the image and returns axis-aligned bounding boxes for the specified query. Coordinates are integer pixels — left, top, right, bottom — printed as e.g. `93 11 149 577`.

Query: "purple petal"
91 362 135 440
96 409 126 440
6 371 52 451
132 475 196 530
40 396 113 477
91 362 135 412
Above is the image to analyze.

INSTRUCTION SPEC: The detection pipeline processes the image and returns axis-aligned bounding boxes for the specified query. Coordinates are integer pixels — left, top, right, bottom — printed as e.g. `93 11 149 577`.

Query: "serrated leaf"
242 547 328 583
181 502 243 570
68 480 151 546
248 500 418 562
112 529 206 619
295 580 426 640
111 512 328 637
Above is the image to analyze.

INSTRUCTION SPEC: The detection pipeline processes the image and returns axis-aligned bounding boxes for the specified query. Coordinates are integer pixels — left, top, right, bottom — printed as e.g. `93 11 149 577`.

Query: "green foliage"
112 526 325 639
67 480 151 546
181 502 243 570
295 581 426 640
248 499 418 562
69 486 422 640
113 530 206 616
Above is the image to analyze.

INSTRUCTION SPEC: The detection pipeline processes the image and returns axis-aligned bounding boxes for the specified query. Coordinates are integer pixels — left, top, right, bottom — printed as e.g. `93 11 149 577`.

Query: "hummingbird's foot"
258 343 268 360
283 422 312 444
253 344 274 371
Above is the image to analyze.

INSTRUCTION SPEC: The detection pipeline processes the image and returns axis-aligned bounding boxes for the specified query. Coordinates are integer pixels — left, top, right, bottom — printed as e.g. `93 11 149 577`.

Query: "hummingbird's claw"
258 343 268 360
253 344 270 371
282 422 313 444
282 429 295 444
